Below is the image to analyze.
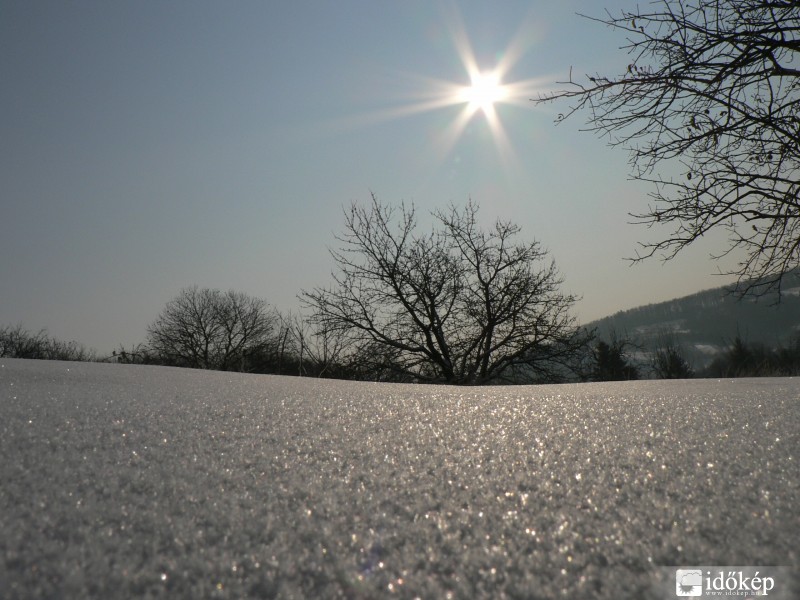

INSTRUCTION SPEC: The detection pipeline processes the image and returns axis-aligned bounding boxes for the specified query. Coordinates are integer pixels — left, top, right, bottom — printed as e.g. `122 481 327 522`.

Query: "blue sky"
1 1 740 354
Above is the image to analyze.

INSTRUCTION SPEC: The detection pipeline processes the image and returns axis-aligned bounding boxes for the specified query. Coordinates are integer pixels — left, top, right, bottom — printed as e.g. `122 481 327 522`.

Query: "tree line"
5 197 798 383
119 198 594 384
6 315 799 382
0 324 96 362
581 332 800 381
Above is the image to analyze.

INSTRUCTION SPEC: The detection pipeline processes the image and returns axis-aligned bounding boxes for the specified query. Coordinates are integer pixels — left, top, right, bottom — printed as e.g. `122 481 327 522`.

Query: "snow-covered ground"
1 358 798 599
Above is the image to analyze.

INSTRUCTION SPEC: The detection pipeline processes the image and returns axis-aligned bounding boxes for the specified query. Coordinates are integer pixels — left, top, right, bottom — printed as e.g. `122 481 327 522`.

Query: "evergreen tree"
591 339 638 381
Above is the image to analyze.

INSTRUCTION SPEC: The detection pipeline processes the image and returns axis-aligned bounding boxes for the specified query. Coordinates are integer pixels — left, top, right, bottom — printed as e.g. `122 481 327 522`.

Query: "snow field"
1 359 798 598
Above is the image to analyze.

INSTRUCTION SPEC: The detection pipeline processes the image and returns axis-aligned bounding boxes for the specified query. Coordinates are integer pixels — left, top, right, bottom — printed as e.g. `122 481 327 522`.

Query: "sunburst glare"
459 71 509 114
326 5 551 171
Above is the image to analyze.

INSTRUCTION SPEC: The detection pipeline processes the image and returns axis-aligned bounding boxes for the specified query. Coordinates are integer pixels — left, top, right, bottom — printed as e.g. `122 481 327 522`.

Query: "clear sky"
1 0 741 355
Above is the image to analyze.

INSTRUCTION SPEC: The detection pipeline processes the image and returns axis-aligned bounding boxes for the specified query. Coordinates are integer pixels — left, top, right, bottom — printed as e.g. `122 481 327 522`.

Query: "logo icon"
676 569 703 596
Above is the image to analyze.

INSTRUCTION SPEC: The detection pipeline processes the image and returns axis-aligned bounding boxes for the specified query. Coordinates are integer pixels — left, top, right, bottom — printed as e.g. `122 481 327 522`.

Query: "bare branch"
537 0 800 292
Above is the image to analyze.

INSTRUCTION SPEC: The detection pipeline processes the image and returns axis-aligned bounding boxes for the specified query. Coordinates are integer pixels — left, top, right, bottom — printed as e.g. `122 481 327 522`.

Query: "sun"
326 4 550 166
459 71 509 114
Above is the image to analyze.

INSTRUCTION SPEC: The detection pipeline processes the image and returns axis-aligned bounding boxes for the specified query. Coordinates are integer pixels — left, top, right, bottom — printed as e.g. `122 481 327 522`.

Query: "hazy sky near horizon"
1 0 742 354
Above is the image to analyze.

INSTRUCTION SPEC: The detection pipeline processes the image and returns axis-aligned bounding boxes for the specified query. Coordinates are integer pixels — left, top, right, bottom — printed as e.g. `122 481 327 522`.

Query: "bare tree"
0 324 94 362
651 343 695 379
649 330 695 379
0 325 49 359
272 312 294 375
301 195 590 384
113 343 153 365
147 286 277 371
538 0 800 293
289 312 349 377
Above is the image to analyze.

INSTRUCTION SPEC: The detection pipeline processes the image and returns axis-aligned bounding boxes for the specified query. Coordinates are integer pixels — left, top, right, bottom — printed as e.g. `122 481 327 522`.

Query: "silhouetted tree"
774 334 800 376
727 335 757 376
301 195 590 384
289 312 349 378
539 0 800 294
113 343 154 365
0 325 94 362
147 286 278 371
700 333 798 377
651 343 694 379
591 337 639 381
262 312 295 375
347 340 418 382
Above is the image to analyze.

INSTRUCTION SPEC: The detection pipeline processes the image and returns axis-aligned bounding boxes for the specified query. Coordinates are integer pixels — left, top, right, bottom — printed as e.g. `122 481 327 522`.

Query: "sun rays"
424 5 550 170
327 5 550 170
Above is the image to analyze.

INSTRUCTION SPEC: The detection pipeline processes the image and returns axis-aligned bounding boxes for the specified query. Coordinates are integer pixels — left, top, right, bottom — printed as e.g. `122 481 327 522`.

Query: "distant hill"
584 274 800 371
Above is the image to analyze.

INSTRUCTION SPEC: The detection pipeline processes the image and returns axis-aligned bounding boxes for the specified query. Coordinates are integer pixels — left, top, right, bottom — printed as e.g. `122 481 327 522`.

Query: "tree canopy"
146 286 278 371
301 196 590 384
